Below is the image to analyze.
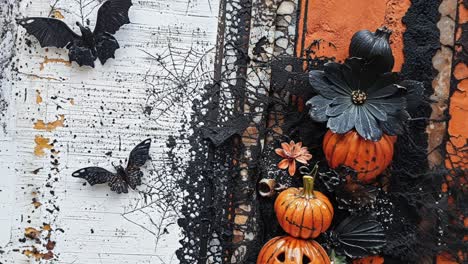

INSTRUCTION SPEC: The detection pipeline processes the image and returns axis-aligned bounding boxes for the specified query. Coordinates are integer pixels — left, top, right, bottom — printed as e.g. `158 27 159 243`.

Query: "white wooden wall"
0 0 219 263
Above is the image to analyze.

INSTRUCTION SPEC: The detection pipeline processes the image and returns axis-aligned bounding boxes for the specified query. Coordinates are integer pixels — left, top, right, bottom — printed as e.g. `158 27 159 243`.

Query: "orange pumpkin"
257 236 330 264
275 172 334 239
436 253 462 264
323 130 397 183
353 256 384 264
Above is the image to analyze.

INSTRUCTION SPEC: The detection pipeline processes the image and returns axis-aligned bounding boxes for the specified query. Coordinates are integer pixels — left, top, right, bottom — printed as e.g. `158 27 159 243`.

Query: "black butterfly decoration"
17 0 132 68
72 138 151 194
324 215 386 258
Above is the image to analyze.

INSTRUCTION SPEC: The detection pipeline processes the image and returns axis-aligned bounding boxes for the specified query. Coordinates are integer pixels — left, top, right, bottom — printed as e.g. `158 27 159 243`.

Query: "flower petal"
367 84 401 99
367 72 399 95
306 95 332 122
344 57 378 90
275 148 287 158
288 160 296 176
400 80 424 112
296 155 312 164
326 98 353 117
324 62 353 95
355 107 382 141
380 110 410 135
340 61 359 89
327 105 357 134
300 147 309 153
364 103 388 121
281 142 291 154
309 70 343 99
367 97 406 115
278 159 290 170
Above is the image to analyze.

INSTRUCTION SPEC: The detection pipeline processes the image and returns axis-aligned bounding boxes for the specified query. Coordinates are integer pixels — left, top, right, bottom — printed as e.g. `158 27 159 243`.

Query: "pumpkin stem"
303 176 315 199
376 26 392 39
302 164 318 199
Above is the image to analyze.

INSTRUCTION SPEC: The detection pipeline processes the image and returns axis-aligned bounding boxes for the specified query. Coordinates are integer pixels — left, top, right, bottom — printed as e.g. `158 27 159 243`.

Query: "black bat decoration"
17 0 132 68
72 138 151 194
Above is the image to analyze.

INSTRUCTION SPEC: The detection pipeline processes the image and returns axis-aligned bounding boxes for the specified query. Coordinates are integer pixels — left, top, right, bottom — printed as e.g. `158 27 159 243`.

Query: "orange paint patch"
52 10 64 19
32 199 42 209
34 136 53 157
24 227 41 240
22 224 55 260
23 248 54 260
296 0 410 71
458 3 468 24
453 62 468 80
443 3 468 260
39 56 71 71
33 115 65 132
42 224 52 232
36 90 43 104
446 65 468 169
69 98 75 105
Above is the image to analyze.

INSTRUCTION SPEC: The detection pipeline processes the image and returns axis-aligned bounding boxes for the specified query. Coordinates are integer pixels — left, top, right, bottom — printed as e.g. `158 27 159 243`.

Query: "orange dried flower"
275 141 312 176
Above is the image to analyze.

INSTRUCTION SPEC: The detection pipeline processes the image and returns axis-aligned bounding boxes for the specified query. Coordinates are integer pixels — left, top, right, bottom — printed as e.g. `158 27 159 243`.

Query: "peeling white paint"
0 0 219 263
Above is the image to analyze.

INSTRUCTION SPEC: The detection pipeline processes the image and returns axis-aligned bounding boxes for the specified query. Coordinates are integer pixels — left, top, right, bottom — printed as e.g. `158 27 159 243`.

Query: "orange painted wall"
446 2 468 171
296 0 410 71
440 1 468 263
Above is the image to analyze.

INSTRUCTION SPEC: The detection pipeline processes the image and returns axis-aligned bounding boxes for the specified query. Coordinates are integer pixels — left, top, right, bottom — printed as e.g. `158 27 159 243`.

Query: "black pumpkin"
349 27 394 74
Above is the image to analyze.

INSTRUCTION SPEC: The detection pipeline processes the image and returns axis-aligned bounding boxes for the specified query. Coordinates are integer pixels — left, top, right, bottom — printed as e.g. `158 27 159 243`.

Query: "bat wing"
95 33 120 65
68 44 97 67
17 17 80 48
93 0 132 35
125 138 151 189
72 167 114 185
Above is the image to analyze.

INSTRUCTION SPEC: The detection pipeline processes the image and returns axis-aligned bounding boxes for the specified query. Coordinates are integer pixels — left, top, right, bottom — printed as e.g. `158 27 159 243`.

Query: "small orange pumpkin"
257 236 330 264
436 253 462 264
353 256 384 264
323 130 397 183
275 169 334 239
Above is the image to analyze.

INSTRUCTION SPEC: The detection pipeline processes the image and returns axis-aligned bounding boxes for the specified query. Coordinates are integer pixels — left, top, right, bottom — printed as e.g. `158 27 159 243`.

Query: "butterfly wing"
72 167 114 185
72 167 129 194
17 17 80 48
125 138 151 189
93 0 133 35
125 170 143 190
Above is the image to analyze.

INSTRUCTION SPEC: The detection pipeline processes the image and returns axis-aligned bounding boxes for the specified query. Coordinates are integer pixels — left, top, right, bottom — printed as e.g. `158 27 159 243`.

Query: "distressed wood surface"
0 0 219 263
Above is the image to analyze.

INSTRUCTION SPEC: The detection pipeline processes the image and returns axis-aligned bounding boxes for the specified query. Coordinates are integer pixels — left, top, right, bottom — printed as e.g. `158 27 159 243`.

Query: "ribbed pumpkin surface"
257 236 330 264
323 130 396 183
274 186 333 239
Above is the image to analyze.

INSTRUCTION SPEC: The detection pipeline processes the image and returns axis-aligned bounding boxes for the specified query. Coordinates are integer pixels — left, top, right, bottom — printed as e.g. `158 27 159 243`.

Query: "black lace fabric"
176 0 467 263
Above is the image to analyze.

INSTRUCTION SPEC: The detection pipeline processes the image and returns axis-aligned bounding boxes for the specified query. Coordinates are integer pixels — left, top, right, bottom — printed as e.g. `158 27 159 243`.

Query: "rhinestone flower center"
351 90 367 105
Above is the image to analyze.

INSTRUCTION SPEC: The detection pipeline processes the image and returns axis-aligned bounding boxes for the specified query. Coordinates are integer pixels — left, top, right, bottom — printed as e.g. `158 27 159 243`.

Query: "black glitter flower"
306 58 413 141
